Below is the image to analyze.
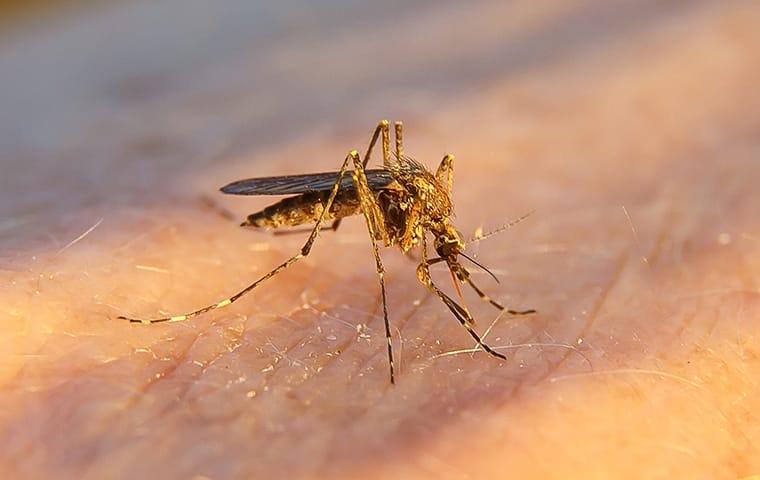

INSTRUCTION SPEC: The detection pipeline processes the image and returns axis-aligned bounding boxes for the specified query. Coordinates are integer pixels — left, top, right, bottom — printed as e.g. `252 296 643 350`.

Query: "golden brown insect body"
119 120 534 384
243 189 362 229
244 155 457 255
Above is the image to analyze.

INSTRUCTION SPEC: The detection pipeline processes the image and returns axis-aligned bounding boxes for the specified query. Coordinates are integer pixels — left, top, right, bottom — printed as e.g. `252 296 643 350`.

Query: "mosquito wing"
220 169 394 196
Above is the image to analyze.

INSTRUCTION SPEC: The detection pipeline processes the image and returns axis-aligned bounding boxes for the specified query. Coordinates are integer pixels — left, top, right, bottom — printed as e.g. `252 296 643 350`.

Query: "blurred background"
2 0 734 229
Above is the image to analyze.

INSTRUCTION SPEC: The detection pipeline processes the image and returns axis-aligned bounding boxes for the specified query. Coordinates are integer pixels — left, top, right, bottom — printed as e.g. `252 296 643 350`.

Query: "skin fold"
0 1 759 479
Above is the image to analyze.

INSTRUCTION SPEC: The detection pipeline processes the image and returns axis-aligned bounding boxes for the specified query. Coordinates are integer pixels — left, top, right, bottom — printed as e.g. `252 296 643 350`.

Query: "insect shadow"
120 120 535 384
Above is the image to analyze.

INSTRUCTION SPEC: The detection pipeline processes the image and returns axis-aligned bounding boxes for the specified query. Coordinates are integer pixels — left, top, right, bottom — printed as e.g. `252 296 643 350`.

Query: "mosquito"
119 120 535 384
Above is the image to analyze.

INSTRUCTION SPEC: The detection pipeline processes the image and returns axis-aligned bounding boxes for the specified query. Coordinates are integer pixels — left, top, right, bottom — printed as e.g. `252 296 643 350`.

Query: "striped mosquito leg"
369 238 393 384
416 260 506 361
464 276 536 315
430 280 507 360
417 242 504 360
119 150 359 325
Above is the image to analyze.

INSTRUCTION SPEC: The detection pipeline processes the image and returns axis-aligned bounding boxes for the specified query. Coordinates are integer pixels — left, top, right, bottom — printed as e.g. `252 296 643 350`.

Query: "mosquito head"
434 222 501 284
434 223 465 260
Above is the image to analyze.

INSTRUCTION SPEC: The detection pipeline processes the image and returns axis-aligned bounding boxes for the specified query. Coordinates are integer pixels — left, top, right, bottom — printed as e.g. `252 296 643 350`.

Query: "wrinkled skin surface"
1 1 760 479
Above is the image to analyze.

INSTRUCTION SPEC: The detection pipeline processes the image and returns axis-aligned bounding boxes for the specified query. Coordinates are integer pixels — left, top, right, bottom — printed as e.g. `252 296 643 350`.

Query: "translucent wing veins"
220 169 394 196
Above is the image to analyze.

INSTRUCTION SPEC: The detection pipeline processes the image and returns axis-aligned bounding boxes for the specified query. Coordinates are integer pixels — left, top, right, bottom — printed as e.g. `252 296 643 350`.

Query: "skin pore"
1 1 760 479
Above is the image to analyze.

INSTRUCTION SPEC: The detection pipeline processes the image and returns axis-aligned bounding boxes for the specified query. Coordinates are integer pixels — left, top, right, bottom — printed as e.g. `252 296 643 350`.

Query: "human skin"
1 1 760 479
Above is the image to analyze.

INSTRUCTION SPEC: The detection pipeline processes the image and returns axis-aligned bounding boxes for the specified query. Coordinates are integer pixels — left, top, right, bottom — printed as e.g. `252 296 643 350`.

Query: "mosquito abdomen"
242 190 361 229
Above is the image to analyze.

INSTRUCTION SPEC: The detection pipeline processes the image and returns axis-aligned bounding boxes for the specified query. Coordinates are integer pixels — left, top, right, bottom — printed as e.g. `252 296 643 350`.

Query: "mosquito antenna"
458 251 500 284
468 210 535 244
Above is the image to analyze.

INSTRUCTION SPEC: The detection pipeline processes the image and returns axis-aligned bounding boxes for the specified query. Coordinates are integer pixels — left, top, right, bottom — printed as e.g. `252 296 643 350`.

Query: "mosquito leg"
435 154 455 197
249 121 388 238
316 120 390 235
362 119 392 168
271 119 391 239
364 229 393 383
394 121 404 159
272 221 340 236
349 151 395 383
418 237 474 325
464 276 536 315
416 238 503 360
436 283 506 360
270 119 389 236
280 118 388 237
119 150 360 324
277 121 388 239
381 121 391 166
426 254 535 315
417 263 506 361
